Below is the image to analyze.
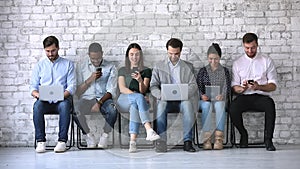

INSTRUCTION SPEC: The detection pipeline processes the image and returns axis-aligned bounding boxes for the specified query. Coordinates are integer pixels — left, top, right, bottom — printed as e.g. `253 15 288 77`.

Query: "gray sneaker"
129 141 137 153
146 129 160 141
86 133 96 148
98 133 108 148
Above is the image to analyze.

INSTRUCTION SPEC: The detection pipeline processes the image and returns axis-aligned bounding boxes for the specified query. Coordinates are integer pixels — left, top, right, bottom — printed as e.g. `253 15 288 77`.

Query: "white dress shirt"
231 53 277 95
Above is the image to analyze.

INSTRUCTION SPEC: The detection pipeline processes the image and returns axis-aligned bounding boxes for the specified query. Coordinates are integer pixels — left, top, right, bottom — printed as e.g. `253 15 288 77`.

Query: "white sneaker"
146 129 160 141
97 133 108 148
129 141 137 153
54 141 66 153
36 142 46 153
86 133 96 148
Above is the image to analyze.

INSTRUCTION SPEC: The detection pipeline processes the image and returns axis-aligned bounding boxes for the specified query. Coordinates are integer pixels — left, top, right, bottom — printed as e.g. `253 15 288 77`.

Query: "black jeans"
229 94 276 140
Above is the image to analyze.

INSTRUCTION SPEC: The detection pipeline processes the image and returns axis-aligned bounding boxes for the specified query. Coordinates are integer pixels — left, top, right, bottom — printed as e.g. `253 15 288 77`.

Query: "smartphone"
96 67 102 72
132 67 139 74
248 80 254 84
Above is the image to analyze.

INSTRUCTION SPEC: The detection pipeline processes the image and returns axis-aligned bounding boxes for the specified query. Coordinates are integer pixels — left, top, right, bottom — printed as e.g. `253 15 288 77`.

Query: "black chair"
230 110 266 148
229 92 266 148
74 109 115 150
34 99 75 150
152 99 198 150
117 94 155 149
194 110 232 148
194 94 233 149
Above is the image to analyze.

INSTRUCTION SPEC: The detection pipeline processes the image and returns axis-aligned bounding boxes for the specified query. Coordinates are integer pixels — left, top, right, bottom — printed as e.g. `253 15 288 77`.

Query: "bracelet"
97 100 103 106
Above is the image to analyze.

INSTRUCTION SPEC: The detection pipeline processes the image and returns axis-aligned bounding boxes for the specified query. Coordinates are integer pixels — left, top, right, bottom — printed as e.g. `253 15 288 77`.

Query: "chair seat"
34 99 75 150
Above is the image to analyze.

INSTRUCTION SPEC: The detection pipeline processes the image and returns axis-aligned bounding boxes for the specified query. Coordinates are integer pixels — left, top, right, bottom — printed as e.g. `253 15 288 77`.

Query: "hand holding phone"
247 80 254 85
94 67 102 79
96 67 102 72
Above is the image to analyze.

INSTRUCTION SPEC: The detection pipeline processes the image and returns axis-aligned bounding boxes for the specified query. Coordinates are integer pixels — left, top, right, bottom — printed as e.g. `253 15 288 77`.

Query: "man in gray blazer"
150 38 198 152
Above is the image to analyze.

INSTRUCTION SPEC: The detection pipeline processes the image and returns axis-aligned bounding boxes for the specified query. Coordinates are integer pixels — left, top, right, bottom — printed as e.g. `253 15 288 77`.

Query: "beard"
246 51 256 58
47 55 58 61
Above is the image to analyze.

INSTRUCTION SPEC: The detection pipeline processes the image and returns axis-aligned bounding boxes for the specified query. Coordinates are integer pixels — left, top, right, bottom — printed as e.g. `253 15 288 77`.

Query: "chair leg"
193 122 200 146
118 112 130 149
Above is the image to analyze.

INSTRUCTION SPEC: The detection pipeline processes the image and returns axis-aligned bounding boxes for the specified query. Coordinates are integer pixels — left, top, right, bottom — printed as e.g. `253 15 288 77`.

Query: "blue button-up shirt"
76 57 117 100
30 56 76 95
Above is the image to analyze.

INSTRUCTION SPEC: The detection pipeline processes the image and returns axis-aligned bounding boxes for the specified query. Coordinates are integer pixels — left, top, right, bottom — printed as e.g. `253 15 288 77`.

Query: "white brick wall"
0 0 300 146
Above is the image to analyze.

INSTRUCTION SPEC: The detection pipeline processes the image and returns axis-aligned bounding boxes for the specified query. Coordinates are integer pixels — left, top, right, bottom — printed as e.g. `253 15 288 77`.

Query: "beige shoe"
203 132 212 150
214 130 224 150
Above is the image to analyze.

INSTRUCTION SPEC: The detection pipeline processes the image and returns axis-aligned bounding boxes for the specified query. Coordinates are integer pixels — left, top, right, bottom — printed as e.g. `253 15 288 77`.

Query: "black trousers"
229 94 276 140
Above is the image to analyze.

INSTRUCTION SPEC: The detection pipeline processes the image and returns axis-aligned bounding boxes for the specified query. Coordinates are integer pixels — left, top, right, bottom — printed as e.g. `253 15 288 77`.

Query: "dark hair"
88 42 102 53
166 38 183 51
207 43 222 57
242 33 258 44
125 43 144 73
43 36 59 48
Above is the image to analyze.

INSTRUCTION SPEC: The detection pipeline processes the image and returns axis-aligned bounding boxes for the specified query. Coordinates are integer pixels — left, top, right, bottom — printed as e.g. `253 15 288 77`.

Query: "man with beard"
230 33 278 151
150 38 198 152
74 42 118 149
30 36 76 153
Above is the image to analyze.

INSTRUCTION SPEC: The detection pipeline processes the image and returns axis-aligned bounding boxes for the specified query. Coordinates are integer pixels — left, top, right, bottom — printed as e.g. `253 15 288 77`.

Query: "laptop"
161 84 188 101
205 85 220 101
39 85 64 101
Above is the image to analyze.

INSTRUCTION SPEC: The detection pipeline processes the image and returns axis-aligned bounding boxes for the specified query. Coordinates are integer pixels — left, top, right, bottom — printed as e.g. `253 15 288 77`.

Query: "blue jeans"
199 100 226 132
33 97 72 142
156 100 195 142
117 93 151 135
75 98 117 134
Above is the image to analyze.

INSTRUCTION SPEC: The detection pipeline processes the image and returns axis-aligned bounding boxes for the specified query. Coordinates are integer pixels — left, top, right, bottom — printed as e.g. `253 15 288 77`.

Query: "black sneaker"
239 133 248 148
265 139 276 151
155 140 167 152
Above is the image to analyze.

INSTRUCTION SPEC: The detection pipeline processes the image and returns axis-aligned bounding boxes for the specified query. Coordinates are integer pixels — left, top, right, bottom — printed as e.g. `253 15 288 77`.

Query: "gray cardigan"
150 58 199 113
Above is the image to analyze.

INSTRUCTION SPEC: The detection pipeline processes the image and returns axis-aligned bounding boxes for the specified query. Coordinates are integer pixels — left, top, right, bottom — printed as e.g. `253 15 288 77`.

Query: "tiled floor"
1 145 300 169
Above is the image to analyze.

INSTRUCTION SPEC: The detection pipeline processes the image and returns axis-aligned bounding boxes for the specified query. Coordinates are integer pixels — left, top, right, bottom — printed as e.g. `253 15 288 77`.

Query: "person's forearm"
233 85 245 94
138 79 149 94
97 92 112 105
256 83 276 92
76 78 92 96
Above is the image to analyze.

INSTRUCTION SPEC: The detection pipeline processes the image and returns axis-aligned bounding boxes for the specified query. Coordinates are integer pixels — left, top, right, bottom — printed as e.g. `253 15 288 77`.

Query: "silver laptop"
205 85 220 101
161 84 188 101
39 85 64 101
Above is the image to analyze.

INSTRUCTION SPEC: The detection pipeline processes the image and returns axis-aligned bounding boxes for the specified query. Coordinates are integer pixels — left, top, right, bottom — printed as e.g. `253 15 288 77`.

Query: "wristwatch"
97 100 103 106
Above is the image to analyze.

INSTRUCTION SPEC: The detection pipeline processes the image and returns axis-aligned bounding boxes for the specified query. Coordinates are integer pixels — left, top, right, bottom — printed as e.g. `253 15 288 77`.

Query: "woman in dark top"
196 43 231 150
117 43 160 153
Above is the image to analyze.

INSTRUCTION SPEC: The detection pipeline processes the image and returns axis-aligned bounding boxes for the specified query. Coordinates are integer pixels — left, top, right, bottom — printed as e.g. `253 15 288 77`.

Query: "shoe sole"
36 150 46 153
97 145 108 148
129 149 137 153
